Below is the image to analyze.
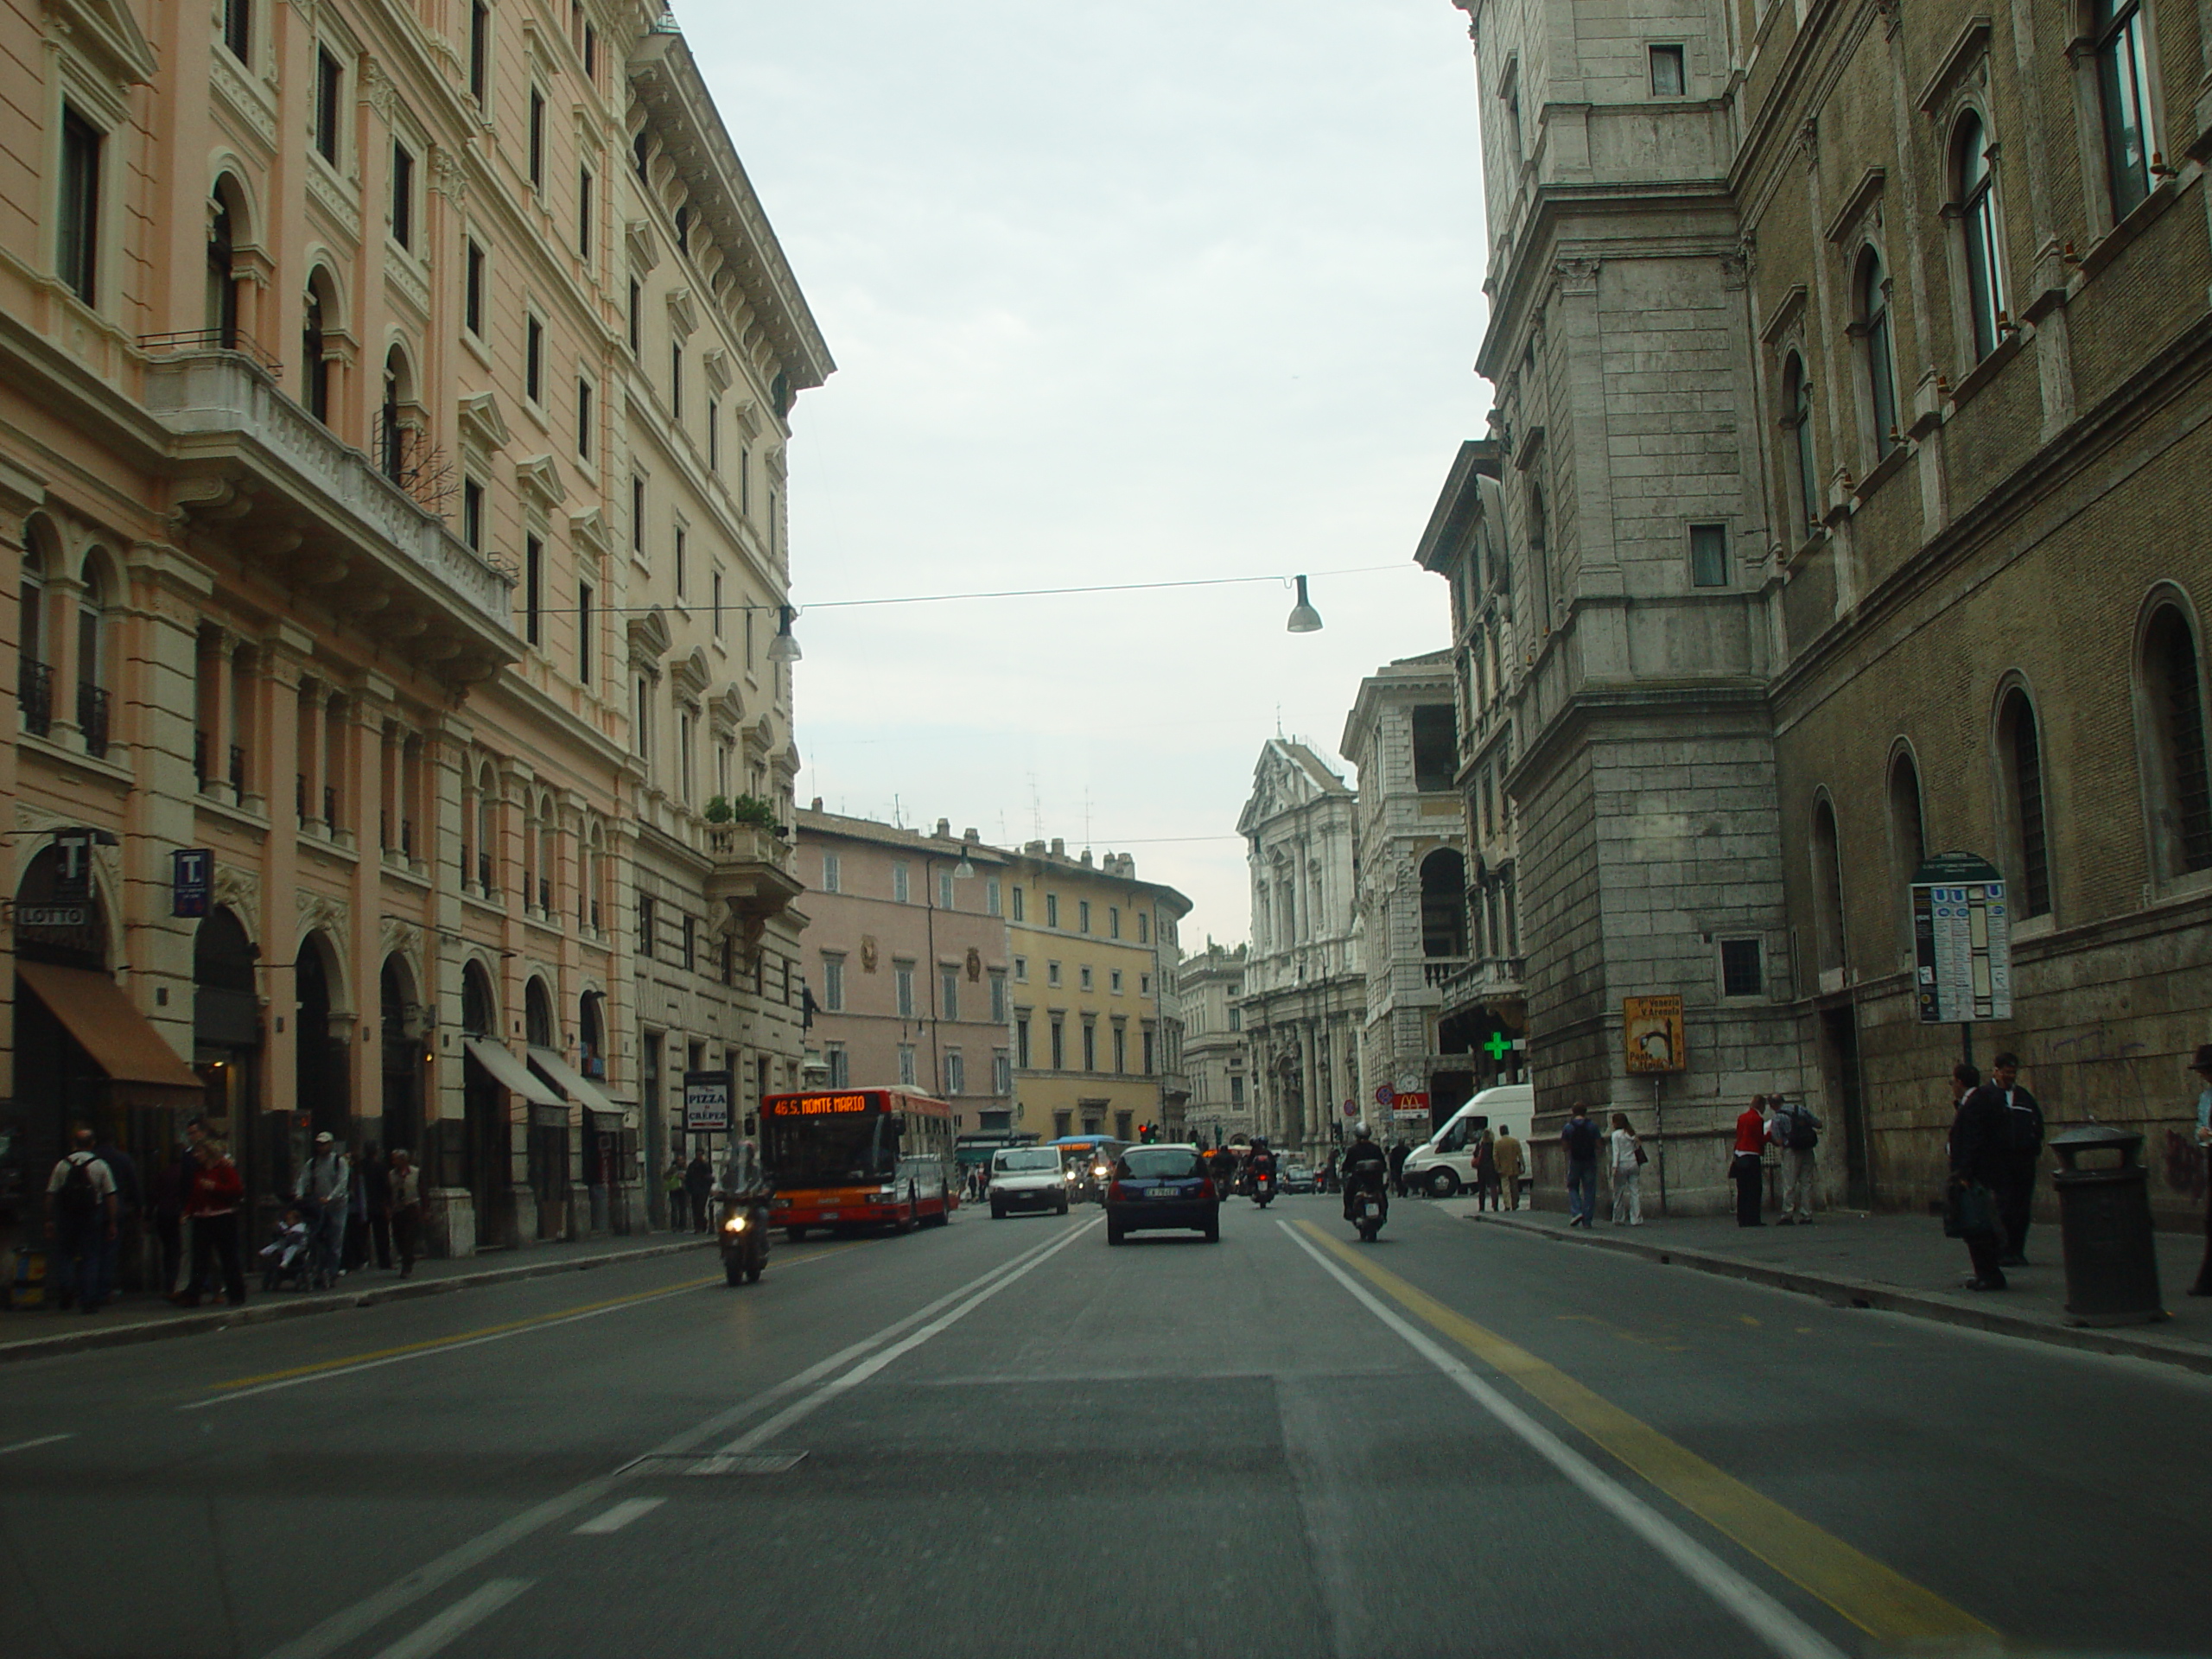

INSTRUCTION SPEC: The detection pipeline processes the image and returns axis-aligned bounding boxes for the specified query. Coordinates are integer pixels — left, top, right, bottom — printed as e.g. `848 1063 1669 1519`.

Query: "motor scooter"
717 1184 772 1285
1252 1169 1274 1208
1348 1171 1388 1242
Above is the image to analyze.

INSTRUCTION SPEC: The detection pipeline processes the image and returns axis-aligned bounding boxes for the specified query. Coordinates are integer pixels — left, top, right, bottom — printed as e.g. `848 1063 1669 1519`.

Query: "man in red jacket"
176 1141 245 1307
1729 1096 1770 1226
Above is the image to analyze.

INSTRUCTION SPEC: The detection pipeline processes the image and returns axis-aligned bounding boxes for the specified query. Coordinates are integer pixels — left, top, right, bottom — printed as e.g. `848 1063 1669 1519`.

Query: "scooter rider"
1341 1122 1389 1223
1248 1137 1277 1204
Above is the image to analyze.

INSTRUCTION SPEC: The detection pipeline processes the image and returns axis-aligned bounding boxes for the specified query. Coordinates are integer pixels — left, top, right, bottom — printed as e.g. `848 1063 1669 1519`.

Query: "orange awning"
16 961 207 1101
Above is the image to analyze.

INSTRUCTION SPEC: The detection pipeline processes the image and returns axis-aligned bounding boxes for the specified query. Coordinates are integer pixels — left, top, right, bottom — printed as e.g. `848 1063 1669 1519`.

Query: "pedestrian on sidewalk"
92 1130 138 1306
1770 1096 1823 1224
44 1127 116 1313
1473 1128 1500 1210
685 1150 714 1234
363 1145 393 1270
389 1149 423 1277
664 1156 689 1231
1608 1113 1644 1225
1988 1052 2044 1268
1493 1125 1524 1211
296 1132 350 1287
1561 1103 1601 1227
1388 1138 1410 1198
2189 1046 2212 1298
1947 1062 2010 1291
1730 1096 1770 1226
180 1140 245 1307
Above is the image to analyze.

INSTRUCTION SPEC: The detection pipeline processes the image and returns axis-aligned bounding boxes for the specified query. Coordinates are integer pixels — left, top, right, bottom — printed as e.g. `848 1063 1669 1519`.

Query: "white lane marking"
0 1433 74 1456
256 1216 1092 1659
184 1243 849 1411
367 1580 532 1659
714 1215 1101 1456
570 1497 665 1535
1281 1221 1848 1659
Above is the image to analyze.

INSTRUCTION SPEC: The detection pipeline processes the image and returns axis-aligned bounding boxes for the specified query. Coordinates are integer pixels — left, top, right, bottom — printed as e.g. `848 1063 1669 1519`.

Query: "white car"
988 1146 1071 1218
1402 1083 1536 1197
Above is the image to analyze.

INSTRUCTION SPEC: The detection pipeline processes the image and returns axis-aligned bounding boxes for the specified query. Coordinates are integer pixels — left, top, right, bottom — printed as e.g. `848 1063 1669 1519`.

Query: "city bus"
763 1087 957 1241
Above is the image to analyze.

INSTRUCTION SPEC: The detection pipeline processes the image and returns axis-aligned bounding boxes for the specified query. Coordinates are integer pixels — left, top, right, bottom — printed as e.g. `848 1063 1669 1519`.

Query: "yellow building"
1004 840 1189 1143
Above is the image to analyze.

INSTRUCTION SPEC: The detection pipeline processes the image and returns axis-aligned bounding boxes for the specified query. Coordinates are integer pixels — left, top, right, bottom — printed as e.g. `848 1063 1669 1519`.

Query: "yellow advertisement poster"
1623 995 1686 1074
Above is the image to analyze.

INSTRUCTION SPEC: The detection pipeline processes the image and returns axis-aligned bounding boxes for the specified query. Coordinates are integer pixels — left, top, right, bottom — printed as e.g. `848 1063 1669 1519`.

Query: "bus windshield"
766 1116 895 1188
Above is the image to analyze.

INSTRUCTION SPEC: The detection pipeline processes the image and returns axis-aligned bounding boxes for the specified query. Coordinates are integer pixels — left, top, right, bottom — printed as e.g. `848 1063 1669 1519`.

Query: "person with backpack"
1560 1103 1602 1227
1987 1052 2044 1268
44 1126 117 1313
1769 1096 1823 1225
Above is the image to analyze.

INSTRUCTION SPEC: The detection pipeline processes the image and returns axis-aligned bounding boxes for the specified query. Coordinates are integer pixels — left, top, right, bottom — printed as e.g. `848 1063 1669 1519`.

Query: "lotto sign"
1910 852 2012 1022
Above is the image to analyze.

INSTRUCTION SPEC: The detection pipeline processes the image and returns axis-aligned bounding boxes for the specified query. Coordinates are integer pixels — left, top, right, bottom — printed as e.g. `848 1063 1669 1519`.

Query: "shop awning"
527 1046 633 1127
462 1038 563 1109
16 961 204 1104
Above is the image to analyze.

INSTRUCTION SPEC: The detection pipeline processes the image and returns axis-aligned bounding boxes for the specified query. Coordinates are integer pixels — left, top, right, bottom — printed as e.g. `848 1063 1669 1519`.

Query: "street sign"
51 828 96 903
1624 995 1686 1074
683 1070 733 1133
1483 1031 1514 1061
16 904 89 928
1911 852 2012 1022
1373 1084 1395 1109
173 849 212 918
1341 1099 1358 1118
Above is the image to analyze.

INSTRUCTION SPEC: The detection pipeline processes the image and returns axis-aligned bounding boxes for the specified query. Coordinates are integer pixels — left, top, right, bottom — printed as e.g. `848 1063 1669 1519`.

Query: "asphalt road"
3 1193 2208 1658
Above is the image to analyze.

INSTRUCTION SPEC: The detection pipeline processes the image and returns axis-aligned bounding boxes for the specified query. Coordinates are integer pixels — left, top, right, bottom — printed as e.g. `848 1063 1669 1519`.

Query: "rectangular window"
1690 523 1728 588
989 970 1007 1023
893 862 910 904
1081 1021 1096 1072
670 343 683 419
987 876 1002 917
1014 957 1027 982
822 852 841 893
1142 1028 1155 1074
1016 1016 1031 1069
1077 899 1091 934
576 582 593 682
712 572 724 638
938 869 955 910
1230 1072 1245 1105
1079 966 1094 992
741 448 753 515
524 537 543 645
1046 962 1061 988
582 22 597 79
58 108 101 306
224 0 251 65
940 967 959 1021
708 402 719 469
1108 906 1120 939
1011 887 1026 922
826 1044 848 1088
1109 969 1122 995
631 476 646 554
461 478 484 550
577 167 593 257
637 893 655 958
899 1045 918 1087
2098 0 2157 219
315 51 342 162
822 954 845 1013
1137 912 1147 944
525 316 544 403
994 1050 1011 1095
682 915 696 974
894 961 916 1019
627 279 641 353
1649 44 1685 96
1140 974 1153 996
391 143 414 248
945 1050 964 1096
1113 1026 1126 1074
1720 938 1763 996
465 241 486 336
528 87 545 188
1050 1018 1065 1071
674 527 687 598
1045 893 1059 929
575 378 592 459
1229 1005 1240 1032
468 2 489 105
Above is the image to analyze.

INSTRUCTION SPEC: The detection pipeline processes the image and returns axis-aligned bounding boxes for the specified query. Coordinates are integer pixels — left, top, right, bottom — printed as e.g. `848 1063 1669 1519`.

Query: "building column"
44 569 85 747
298 679 327 836
200 628 235 804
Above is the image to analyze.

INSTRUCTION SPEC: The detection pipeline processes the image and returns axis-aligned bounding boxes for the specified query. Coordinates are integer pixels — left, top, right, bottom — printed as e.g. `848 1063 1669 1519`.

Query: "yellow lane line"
1294 1221 1993 1644
205 1242 862 1392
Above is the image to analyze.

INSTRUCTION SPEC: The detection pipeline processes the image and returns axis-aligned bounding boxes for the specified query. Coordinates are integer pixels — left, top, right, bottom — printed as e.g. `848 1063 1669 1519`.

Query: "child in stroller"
260 1206 314 1292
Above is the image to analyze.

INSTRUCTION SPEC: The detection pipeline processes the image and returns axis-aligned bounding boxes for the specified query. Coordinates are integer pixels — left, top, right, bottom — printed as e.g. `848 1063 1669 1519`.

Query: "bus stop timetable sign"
1911 851 2012 1023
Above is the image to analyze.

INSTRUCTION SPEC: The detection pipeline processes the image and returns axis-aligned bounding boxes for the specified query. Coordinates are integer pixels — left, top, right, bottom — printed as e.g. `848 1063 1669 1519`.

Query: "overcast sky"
684 2 1491 946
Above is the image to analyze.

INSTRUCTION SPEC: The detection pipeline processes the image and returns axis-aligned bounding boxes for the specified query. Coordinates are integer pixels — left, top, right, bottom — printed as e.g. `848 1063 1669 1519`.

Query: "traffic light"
1138 1122 1159 1143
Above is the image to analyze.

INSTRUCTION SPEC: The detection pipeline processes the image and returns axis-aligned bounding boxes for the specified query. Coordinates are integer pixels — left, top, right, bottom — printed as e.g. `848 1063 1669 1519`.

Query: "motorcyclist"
1249 1137 1277 1202
1341 1122 1389 1224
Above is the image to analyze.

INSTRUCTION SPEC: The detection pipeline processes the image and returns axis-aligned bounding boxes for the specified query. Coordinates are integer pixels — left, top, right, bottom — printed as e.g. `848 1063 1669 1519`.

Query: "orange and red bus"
762 1087 957 1239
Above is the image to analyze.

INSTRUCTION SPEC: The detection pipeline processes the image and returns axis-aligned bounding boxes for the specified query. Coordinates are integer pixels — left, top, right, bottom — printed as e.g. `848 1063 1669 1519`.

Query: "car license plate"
1148 1188 1178 1198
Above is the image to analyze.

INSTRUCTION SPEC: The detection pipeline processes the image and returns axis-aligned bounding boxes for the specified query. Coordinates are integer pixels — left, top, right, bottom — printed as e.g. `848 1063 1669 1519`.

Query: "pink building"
795 809 1015 1129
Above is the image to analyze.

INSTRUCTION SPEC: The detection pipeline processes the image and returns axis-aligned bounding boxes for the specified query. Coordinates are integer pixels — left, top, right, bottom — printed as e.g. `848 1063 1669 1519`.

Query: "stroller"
260 1209 314 1293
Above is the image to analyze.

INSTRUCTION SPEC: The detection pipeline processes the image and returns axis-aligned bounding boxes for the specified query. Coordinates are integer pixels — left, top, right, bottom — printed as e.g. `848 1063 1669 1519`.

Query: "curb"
1464 1213 2212 1376
0 1237 717 1367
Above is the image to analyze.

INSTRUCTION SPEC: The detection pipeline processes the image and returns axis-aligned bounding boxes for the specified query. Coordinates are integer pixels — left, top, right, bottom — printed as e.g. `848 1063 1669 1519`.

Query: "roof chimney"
935 817 951 838
1050 837 1065 857
810 797 823 811
963 827 979 842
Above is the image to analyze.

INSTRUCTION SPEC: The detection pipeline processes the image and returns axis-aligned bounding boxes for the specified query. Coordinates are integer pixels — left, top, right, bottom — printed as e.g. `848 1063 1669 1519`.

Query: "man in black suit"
1948 1061 2012 1291
1988 1051 2044 1268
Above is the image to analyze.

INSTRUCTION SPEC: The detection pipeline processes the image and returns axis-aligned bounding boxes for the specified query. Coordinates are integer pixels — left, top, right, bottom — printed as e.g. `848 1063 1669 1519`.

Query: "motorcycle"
1252 1169 1274 1208
717 1185 772 1286
1348 1173 1389 1242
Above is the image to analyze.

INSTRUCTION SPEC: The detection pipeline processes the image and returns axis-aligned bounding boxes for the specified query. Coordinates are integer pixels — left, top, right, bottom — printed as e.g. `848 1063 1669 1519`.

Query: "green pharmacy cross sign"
1484 1031 1514 1062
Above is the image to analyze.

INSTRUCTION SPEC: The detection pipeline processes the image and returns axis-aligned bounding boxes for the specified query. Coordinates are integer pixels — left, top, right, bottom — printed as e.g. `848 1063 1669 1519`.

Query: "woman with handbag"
1608 1112 1645 1225
1946 1062 2010 1291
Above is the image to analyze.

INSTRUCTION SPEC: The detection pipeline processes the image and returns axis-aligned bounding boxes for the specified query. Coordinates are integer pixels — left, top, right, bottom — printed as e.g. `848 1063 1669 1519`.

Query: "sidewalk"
0 1231 717 1366
1444 1201 2212 1375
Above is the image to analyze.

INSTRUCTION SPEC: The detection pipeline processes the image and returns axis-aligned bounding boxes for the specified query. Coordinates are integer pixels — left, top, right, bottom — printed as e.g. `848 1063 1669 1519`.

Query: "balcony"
140 349 518 686
703 823 803 951
1435 955 1526 1018
18 660 52 737
1421 956 1469 989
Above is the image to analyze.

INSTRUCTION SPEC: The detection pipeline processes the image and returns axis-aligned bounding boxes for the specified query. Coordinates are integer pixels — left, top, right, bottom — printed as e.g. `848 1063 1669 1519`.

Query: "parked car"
989 1146 1071 1218
1105 1145 1220 1244
1279 1161 1318 1194
1402 1083 1536 1198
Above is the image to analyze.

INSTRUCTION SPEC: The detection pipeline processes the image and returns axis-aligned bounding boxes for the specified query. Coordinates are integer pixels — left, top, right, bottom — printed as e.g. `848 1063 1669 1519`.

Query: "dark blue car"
1105 1145 1219 1244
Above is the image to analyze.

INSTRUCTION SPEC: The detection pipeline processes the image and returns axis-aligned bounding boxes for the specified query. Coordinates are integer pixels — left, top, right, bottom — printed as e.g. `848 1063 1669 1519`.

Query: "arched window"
1783 352 1819 532
1888 747 1928 956
476 764 499 894
1811 796 1847 976
18 535 48 734
1858 249 1898 461
1996 687 2053 916
2141 603 2212 875
207 189 238 348
1419 849 1469 957
380 347 409 481
524 976 555 1049
76 551 112 757
461 960 496 1038
302 268 336 425
1955 114 2005 362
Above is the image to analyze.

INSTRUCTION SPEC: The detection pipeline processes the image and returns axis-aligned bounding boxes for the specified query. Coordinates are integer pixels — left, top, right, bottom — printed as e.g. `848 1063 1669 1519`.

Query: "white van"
1400 1084 1535 1198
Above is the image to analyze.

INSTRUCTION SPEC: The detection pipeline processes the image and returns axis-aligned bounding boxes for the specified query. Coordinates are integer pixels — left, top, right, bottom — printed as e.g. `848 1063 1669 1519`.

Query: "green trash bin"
2050 1123 2164 1326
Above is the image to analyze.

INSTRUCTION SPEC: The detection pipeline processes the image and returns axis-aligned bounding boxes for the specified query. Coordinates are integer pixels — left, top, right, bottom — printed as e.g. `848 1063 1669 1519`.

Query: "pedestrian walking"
296 1131 350 1286
179 1140 245 1307
1730 1096 1770 1226
1769 1096 1823 1224
363 1145 393 1270
92 1130 138 1306
1473 1128 1500 1211
1493 1125 1524 1211
684 1150 713 1234
1608 1113 1644 1225
44 1127 117 1313
1560 1103 1601 1227
664 1156 689 1231
1987 1052 2044 1268
2189 1046 2212 1298
1387 1138 1410 1198
1946 1063 2011 1291
149 1138 190 1298
388 1149 423 1277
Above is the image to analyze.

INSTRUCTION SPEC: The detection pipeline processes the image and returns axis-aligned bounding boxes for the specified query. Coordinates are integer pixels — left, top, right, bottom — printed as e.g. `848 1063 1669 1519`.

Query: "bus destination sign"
766 1092 873 1117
